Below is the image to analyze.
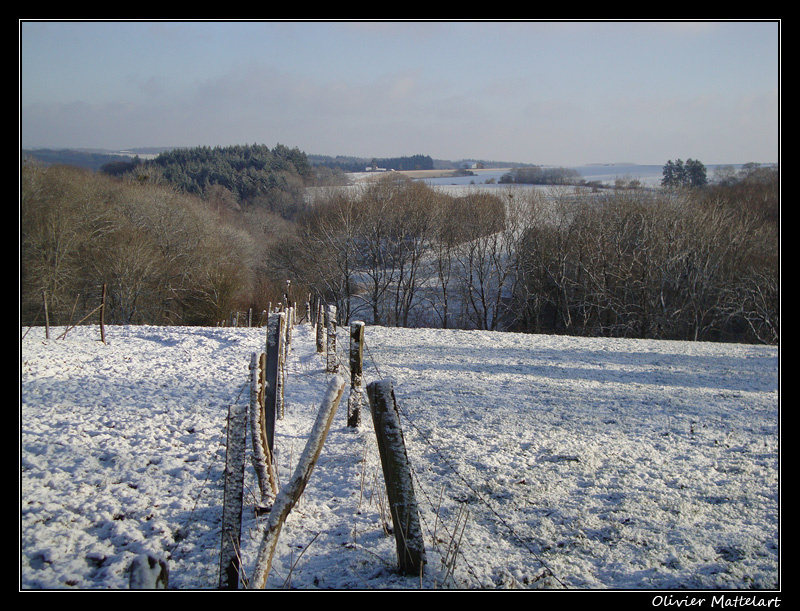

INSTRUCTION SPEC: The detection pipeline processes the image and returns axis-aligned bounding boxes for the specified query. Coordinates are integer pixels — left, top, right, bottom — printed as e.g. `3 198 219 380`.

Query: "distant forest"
133 143 316 219
21 146 438 213
22 146 438 174
308 153 435 172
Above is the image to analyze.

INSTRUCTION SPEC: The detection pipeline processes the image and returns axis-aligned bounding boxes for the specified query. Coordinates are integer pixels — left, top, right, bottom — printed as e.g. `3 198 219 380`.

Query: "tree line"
119 143 318 219
498 166 582 186
21 161 279 326
308 153 434 173
20 152 778 343
514 179 778 342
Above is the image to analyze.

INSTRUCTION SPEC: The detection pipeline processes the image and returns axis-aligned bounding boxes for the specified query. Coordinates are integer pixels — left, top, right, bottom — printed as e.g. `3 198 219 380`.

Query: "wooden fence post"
278 312 287 420
285 306 293 359
100 283 107 343
42 291 50 339
250 353 277 507
316 302 325 353
219 398 248 589
367 380 426 576
326 305 338 373
129 553 169 589
264 313 284 454
348 322 365 428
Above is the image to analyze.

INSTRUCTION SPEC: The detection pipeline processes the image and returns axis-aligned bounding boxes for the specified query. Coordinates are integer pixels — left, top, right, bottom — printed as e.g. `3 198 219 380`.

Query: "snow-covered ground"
20 322 780 591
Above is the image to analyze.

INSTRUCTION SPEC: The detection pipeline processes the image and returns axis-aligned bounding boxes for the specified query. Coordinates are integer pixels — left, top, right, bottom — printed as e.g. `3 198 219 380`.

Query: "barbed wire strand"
360 333 567 589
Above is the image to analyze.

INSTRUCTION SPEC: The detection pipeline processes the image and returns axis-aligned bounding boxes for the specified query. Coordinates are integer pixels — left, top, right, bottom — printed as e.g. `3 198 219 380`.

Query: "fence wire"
358 331 567 589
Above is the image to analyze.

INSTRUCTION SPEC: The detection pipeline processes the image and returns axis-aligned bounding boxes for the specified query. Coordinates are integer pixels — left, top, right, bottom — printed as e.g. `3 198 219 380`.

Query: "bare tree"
21 163 258 327
449 191 518 330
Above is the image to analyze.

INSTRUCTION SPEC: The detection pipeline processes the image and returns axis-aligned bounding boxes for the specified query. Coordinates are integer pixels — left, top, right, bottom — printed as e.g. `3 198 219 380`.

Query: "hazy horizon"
20 20 780 167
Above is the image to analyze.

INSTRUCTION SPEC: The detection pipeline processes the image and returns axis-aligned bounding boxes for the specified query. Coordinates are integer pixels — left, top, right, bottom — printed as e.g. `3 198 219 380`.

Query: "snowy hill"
20 323 780 591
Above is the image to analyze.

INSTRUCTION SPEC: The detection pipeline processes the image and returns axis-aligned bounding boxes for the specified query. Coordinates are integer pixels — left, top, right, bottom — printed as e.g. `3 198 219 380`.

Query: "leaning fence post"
367 380 426 576
250 376 346 589
348 322 365 428
326 305 338 373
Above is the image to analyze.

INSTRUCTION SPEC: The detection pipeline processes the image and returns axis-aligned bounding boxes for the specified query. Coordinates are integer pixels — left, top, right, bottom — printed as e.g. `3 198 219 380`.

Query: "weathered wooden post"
326 305 338 373
100 283 107 344
42 291 50 339
277 312 287 420
348 322 365 428
264 313 285 454
367 380 426 576
316 302 326 353
130 554 169 589
285 306 293 359
250 353 277 508
219 397 248 589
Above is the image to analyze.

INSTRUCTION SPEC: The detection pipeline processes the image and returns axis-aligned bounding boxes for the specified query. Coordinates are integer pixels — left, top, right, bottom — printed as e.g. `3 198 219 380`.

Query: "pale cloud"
20 20 779 165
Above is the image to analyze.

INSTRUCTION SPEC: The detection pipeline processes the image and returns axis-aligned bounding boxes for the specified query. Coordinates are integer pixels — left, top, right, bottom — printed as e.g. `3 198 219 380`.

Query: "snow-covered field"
20 322 780 591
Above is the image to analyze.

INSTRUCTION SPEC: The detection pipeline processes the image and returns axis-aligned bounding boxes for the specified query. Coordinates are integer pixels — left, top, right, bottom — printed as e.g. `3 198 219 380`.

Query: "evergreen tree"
685 158 707 187
662 158 706 188
134 143 313 217
661 160 675 187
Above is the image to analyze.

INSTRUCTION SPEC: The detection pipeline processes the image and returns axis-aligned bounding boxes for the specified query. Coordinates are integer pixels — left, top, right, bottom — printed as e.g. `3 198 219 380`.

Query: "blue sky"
19 20 780 166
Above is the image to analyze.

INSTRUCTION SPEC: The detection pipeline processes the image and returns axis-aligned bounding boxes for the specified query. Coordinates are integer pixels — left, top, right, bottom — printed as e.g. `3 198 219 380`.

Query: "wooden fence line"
220 310 292 589
27 286 108 343
216 306 427 587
